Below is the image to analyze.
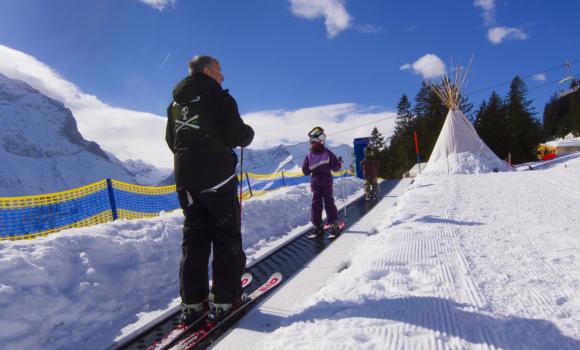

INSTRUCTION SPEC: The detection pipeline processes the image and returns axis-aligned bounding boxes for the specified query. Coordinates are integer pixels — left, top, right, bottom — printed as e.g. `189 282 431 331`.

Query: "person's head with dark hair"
188 55 223 85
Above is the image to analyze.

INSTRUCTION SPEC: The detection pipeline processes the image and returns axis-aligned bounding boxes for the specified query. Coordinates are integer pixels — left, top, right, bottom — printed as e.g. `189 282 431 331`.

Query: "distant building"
545 133 580 155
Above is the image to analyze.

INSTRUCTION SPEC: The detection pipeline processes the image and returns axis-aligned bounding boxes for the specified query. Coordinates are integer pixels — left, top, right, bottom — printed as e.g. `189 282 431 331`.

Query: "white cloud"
0 44 397 170
473 0 496 26
289 0 352 38
487 26 528 44
0 44 172 168
533 73 546 81
243 104 396 149
402 54 446 80
137 0 175 11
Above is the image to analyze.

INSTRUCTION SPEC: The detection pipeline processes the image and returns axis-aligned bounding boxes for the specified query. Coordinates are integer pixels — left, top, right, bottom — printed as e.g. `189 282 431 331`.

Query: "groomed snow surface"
248 155 580 350
2 155 580 349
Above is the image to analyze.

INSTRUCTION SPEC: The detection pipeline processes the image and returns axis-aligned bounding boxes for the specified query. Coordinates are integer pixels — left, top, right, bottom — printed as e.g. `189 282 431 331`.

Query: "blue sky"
0 0 579 167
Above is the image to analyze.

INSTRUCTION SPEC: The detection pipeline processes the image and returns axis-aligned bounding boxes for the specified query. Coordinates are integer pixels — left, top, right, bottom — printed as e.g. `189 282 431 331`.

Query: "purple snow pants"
311 179 338 226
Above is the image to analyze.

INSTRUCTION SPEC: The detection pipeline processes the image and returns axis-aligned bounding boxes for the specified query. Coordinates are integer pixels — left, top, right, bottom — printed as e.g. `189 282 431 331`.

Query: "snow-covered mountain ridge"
0 73 354 194
0 74 139 196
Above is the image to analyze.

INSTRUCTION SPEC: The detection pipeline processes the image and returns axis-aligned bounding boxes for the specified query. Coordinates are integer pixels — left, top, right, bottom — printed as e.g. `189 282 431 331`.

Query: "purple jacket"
302 148 342 187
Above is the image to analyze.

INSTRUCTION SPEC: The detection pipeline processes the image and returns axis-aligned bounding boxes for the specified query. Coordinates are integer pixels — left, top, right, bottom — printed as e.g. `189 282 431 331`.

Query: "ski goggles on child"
308 127 326 144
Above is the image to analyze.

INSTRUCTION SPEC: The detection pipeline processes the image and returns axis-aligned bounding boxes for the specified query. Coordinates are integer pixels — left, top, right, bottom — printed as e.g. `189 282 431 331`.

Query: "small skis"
307 220 346 239
307 227 324 239
174 272 283 350
365 193 378 201
327 220 345 239
146 272 253 350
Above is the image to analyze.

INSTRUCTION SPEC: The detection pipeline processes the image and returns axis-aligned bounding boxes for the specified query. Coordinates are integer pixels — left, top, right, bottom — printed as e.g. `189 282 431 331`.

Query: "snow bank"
0 178 364 350
424 151 513 175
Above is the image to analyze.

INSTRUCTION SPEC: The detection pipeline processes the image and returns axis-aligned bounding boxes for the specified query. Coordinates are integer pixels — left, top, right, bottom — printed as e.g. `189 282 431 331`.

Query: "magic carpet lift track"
113 180 400 350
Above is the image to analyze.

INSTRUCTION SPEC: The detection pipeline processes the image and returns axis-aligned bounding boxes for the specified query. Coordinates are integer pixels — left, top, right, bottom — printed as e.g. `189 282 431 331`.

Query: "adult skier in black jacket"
166 55 254 325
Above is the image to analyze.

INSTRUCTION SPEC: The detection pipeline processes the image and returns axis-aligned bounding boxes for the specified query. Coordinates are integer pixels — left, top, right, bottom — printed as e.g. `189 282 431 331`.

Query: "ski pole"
239 147 244 220
341 169 347 217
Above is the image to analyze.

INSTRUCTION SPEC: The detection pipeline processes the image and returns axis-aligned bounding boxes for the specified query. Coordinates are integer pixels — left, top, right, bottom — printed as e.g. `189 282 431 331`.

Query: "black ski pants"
178 189 246 305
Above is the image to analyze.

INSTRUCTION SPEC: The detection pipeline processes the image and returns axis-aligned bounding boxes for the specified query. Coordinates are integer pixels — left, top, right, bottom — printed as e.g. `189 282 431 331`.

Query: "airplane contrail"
159 53 171 70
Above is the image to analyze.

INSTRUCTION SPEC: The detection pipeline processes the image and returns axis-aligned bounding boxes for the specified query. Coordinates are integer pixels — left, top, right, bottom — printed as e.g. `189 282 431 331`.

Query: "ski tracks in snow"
436 172 580 349
260 171 580 349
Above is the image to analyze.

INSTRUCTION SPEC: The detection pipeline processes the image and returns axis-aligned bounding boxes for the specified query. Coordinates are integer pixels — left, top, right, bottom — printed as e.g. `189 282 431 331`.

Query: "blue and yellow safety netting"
239 169 354 200
110 180 178 220
0 180 113 240
0 168 354 240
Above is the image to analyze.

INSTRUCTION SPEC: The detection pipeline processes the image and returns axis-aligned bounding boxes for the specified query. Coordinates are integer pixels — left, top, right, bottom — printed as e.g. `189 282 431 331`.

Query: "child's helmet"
308 126 326 144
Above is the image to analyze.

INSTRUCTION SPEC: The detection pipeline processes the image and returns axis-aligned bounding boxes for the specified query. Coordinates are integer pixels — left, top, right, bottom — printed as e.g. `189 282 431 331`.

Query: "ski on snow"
146 272 253 350
307 220 345 240
173 272 283 350
327 220 345 239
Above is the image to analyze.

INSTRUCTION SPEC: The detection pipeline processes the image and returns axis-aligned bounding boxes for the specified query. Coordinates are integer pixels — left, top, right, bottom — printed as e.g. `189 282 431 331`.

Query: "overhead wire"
465 58 580 97
241 58 580 173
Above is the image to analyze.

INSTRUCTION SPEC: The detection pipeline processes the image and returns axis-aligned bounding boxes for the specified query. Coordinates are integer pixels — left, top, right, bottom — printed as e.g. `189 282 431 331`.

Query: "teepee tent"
423 63 512 174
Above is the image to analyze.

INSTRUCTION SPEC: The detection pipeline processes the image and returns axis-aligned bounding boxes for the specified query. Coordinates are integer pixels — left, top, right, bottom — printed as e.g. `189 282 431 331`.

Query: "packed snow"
249 154 580 350
2 154 580 350
0 177 363 350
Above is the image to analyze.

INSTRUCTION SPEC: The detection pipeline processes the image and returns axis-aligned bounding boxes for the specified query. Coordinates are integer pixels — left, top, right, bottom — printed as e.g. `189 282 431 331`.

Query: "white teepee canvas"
423 109 512 174
423 62 512 175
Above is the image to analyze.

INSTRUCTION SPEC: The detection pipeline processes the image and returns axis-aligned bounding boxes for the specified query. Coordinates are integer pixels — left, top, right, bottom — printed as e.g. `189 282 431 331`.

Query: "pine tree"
474 100 488 130
393 94 418 176
542 79 580 140
459 94 475 122
394 94 414 135
505 76 542 163
570 85 580 135
542 95 558 140
413 82 447 161
368 127 386 151
474 91 510 160
378 94 417 178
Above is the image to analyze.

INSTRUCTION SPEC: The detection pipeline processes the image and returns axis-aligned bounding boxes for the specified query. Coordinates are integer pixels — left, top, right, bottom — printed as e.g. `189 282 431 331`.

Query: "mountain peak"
0 75 137 196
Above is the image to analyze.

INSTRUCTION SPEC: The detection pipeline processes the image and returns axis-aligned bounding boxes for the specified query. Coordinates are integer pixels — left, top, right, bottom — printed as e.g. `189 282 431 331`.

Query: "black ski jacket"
166 73 254 194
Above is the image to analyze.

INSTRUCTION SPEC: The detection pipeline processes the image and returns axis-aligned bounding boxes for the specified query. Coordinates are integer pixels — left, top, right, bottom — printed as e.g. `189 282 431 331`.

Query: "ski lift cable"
465 58 580 97
529 78 566 92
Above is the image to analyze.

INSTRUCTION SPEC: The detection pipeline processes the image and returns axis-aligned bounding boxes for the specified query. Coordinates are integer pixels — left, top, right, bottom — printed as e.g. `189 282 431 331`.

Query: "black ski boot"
207 293 248 324
179 302 204 326
308 224 325 239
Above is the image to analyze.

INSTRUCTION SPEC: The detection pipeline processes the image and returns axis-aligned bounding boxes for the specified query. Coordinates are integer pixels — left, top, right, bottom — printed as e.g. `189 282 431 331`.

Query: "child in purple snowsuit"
302 127 343 235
